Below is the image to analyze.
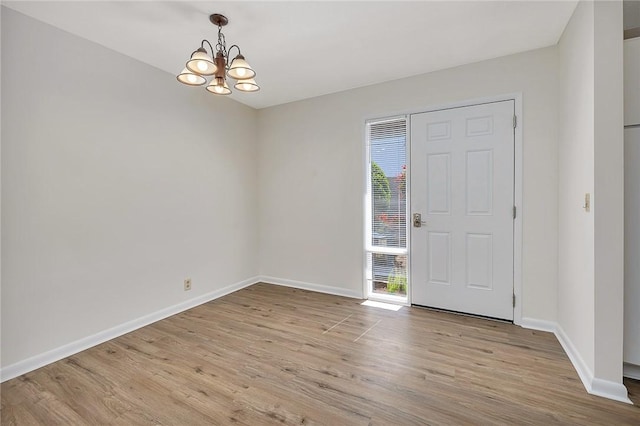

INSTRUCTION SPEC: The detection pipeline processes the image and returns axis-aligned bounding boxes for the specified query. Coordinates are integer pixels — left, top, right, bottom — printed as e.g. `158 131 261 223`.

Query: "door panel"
410 101 514 320
427 154 451 214
428 232 451 284
466 150 493 214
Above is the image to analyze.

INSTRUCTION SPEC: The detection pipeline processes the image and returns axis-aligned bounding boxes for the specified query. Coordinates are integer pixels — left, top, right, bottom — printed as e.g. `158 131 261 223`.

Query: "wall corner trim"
0 276 258 383
590 377 633 404
554 323 632 404
258 276 363 299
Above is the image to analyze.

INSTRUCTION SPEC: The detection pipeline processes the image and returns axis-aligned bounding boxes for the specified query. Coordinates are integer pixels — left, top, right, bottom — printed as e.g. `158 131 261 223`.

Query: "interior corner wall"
593 0 624 384
257 46 560 322
557 0 596 379
0 7 259 368
557 0 627 397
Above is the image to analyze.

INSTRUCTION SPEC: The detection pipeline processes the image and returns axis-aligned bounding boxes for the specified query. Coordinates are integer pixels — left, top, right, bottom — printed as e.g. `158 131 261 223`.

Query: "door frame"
362 93 523 325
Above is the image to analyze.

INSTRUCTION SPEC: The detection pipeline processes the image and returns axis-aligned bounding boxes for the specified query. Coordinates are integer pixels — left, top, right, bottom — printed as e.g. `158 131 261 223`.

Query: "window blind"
366 117 407 250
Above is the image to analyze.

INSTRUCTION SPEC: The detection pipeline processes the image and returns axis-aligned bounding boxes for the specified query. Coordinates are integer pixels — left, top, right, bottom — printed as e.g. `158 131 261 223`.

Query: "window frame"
364 115 410 304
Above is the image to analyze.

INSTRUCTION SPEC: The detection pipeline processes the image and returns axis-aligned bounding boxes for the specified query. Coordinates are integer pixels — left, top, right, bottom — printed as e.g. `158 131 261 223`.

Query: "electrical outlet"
184 278 192 291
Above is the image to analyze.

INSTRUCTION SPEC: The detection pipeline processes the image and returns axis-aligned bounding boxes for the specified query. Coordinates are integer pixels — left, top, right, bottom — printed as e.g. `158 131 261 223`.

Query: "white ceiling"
3 1 578 109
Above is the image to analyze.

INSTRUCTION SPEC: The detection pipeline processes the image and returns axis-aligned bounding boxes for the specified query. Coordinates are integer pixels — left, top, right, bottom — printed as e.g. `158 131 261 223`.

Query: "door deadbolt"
413 213 426 228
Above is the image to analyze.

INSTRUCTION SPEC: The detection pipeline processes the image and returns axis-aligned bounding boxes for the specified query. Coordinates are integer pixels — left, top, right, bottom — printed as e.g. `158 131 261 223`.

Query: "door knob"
413 213 426 228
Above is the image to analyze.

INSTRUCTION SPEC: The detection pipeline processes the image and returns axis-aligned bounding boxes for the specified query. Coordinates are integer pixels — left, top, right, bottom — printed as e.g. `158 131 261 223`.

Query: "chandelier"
177 14 259 95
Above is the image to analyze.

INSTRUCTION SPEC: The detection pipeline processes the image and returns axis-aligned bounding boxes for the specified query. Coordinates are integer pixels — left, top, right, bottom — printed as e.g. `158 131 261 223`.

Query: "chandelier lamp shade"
177 13 259 95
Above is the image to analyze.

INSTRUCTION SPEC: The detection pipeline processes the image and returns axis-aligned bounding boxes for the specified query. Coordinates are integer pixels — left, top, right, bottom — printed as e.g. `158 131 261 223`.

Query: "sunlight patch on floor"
361 300 403 311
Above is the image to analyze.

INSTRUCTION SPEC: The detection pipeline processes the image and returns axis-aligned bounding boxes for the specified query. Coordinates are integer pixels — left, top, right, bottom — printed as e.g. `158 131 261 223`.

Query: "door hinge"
513 294 516 308
513 206 517 219
513 115 517 129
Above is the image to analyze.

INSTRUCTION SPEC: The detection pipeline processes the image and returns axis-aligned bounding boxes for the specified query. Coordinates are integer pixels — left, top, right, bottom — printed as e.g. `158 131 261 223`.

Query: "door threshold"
411 304 513 324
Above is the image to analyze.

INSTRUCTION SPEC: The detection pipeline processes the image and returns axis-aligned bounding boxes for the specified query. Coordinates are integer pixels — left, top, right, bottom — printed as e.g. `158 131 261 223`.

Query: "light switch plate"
584 193 590 212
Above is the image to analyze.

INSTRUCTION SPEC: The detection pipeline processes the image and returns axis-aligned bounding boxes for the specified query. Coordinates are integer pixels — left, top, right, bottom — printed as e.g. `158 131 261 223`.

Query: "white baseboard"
2 278 633 406
591 377 633 403
554 324 632 404
519 317 557 333
624 363 640 380
0 276 257 383
554 324 596 396
258 276 363 299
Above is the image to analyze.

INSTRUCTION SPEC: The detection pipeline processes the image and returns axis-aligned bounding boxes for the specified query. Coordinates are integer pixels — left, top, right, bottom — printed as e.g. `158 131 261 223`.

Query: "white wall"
625 126 640 370
1 8 259 368
624 38 640 372
624 0 640 30
557 0 596 380
557 0 627 401
625 38 640 126
593 0 624 385
258 47 559 321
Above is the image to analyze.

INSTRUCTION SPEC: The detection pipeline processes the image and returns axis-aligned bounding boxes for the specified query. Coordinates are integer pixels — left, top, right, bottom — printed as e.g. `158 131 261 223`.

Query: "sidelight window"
365 116 408 302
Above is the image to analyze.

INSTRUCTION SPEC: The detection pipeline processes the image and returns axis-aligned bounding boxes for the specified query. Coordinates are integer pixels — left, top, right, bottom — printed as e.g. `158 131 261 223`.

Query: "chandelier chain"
216 26 227 59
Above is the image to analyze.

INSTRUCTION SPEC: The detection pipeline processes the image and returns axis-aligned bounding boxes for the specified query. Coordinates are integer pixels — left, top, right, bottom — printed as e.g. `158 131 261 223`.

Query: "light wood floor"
2 283 639 425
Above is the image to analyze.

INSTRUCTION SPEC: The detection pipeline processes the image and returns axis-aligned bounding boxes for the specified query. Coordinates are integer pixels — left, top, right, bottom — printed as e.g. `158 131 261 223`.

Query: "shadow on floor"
625 378 640 405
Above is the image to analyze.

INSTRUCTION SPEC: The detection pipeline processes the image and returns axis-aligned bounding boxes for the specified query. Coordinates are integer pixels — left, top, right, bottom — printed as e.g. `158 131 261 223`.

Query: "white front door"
410 101 515 320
